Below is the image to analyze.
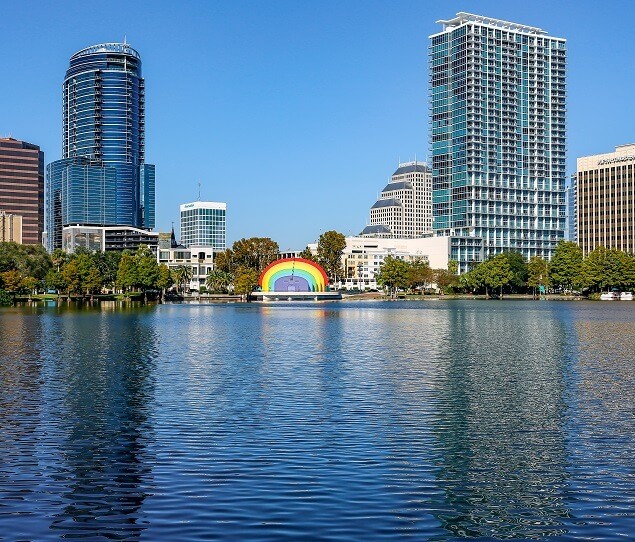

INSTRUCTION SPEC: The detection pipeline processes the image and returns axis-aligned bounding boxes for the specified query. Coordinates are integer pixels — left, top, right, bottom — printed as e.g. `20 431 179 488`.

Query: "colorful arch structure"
259 258 329 293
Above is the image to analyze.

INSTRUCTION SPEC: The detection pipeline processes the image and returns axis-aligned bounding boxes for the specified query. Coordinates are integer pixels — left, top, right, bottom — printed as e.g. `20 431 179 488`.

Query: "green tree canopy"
233 266 260 297
171 265 193 293
527 256 549 294
116 252 139 293
206 269 233 293
135 245 160 297
298 246 316 261
316 230 346 282
549 241 583 291
376 256 409 298
231 237 279 273
407 257 433 291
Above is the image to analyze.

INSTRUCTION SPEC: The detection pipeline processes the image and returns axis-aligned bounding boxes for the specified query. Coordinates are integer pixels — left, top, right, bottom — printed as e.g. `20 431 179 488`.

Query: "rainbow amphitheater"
250 258 342 301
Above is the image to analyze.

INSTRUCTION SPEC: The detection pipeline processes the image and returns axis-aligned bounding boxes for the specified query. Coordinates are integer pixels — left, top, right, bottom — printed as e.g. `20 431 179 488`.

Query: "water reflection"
431 304 570 539
0 305 159 540
2 301 635 540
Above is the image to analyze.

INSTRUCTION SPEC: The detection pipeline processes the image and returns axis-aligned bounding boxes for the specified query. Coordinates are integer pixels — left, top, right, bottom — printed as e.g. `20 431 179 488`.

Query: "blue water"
1 300 634 541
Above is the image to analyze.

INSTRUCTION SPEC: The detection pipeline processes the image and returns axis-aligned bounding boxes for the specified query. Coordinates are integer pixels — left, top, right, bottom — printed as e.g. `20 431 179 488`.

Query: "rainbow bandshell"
259 258 329 292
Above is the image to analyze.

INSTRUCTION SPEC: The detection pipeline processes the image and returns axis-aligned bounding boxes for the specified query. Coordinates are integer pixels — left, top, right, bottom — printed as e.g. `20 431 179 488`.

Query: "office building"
180 201 226 250
0 211 23 243
46 43 155 251
0 137 44 244
430 13 567 263
576 144 635 255
363 161 433 238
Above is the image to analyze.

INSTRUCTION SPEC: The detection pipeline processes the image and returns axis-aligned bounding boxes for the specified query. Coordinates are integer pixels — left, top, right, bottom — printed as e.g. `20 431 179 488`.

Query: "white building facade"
308 235 484 290
180 201 226 250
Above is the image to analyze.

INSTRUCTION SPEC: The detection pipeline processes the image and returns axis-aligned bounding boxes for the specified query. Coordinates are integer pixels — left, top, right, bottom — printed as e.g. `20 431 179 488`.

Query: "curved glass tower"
46 43 155 251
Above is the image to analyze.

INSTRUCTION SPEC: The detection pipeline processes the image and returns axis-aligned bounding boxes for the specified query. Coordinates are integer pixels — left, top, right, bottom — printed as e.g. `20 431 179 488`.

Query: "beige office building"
363 161 433 239
0 210 23 243
577 144 635 255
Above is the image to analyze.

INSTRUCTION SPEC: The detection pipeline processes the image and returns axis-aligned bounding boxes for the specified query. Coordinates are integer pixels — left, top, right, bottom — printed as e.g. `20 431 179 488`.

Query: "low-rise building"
308 235 483 290
157 228 214 291
62 225 159 253
0 210 23 243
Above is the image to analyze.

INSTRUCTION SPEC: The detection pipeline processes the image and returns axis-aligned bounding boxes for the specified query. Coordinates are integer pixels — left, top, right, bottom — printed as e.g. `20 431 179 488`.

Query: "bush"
0 289 12 306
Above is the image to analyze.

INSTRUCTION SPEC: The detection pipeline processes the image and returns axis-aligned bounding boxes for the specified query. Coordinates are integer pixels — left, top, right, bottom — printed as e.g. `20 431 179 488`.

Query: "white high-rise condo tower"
430 13 566 265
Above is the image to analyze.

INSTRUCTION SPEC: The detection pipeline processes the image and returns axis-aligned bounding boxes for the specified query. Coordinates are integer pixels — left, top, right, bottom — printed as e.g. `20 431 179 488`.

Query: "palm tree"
172 265 193 294
205 269 233 293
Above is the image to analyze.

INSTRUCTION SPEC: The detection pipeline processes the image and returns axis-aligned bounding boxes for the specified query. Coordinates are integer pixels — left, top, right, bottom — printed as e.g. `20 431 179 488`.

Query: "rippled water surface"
1 300 635 541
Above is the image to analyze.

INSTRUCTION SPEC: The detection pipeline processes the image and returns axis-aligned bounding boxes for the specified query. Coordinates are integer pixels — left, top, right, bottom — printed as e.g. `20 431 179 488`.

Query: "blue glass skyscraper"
430 13 566 266
46 43 155 251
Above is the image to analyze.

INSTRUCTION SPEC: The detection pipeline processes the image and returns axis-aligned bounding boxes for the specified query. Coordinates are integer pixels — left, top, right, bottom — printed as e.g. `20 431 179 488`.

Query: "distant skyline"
3 0 635 249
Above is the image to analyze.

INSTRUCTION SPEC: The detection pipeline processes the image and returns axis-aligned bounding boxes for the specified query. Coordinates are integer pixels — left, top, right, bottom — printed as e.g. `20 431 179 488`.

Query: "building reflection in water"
42 305 159 540
0 307 49 539
429 305 570 539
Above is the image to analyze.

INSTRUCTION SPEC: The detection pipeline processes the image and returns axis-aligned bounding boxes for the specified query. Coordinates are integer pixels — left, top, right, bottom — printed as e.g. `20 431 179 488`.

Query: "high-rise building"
46 43 155 251
180 201 226 250
576 144 635 255
0 137 44 244
565 176 576 242
362 161 433 238
430 13 566 264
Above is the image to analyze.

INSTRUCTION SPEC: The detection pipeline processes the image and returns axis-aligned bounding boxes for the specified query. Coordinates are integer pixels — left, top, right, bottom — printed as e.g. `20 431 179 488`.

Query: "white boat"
621 292 633 301
600 292 618 300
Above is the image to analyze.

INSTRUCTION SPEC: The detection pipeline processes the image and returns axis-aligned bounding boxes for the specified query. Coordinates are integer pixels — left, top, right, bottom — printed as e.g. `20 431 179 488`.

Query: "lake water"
1 300 634 541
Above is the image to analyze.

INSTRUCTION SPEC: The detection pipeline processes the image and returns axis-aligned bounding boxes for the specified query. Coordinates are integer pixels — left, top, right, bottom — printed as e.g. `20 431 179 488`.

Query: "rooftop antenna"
198 181 201 201
123 35 128 45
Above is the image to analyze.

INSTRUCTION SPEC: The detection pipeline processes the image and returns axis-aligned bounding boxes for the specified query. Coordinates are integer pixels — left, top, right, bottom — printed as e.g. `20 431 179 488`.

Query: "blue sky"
2 0 634 250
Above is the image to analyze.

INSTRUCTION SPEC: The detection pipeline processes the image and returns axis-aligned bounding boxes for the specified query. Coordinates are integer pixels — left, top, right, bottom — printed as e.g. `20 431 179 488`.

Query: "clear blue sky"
2 0 634 250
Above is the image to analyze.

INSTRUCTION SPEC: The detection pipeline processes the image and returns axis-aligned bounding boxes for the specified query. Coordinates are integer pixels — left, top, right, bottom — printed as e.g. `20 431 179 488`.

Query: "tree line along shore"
1 236 633 306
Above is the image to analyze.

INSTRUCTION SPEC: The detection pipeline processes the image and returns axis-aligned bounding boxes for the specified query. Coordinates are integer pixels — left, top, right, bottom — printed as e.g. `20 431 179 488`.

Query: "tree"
84 266 103 300
135 245 160 301
233 266 259 299
62 258 83 296
298 246 316 261
376 256 409 298
116 252 138 294
213 249 235 274
0 242 51 280
407 257 433 293
172 265 193 294
206 269 233 293
434 268 459 294
45 269 67 296
21 276 40 300
156 264 172 301
481 254 514 298
549 241 583 291
500 251 528 292
527 256 549 298
231 238 279 273
316 230 346 284
93 251 121 290
580 246 635 292
0 269 23 294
